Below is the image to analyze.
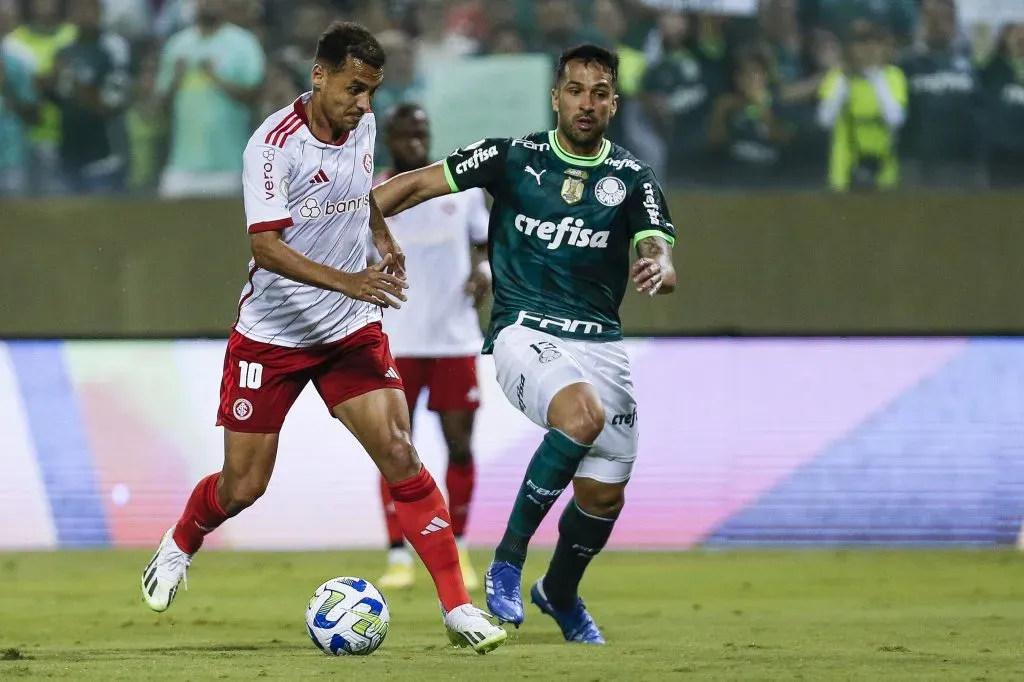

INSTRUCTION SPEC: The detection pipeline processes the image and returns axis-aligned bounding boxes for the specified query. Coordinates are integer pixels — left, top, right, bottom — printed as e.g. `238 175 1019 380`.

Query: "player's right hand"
340 253 408 308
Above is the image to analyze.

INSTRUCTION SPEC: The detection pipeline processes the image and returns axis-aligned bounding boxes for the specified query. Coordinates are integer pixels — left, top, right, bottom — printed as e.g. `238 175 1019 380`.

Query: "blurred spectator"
3 0 77 195
101 0 154 42
817 21 906 192
980 24 1024 189
412 0 477 71
0 43 38 195
528 0 606 62
899 0 983 189
276 0 332 92
155 0 264 198
224 0 265 42
43 0 131 194
593 0 645 146
258 56 299 122
0 0 20 38
481 21 525 55
124 43 164 194
708 47 793 188
814 0 919 46
154 0 196 40
353 0 392 35
640 9 726 184
374 28 424 169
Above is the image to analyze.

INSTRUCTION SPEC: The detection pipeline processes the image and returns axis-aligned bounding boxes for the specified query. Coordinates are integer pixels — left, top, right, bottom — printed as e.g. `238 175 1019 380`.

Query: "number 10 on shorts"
238 361 264 389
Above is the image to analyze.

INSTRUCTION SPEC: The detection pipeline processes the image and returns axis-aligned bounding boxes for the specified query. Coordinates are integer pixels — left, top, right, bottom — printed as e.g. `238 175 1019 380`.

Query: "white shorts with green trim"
492 324 638 483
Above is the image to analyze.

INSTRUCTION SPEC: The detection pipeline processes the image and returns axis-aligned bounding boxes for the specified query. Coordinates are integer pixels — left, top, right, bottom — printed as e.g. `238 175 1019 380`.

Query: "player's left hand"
632 257 663 297
373 232 406 279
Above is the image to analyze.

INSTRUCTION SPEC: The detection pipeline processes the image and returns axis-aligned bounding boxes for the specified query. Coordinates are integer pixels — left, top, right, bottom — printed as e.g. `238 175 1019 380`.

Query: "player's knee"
222 475 269 513
446 439 473 467
575 481 625 518
549 385 606 446
378 434 421 483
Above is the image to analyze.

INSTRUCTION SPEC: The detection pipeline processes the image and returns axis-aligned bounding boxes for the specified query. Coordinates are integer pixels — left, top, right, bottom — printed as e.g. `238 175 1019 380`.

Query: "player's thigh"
395 356 431 413
576 341 638 485
331 388 419 482
492 325 589 429
426 356 481 412
217 331 311 434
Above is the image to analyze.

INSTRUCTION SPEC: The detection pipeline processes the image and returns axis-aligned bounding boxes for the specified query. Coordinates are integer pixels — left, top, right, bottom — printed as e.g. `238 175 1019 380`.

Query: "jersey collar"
547 130 611 167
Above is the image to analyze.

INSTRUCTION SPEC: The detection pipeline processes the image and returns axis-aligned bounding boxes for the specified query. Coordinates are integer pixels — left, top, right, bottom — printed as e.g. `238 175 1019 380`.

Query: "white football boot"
443 603 508 654
141 527 191 612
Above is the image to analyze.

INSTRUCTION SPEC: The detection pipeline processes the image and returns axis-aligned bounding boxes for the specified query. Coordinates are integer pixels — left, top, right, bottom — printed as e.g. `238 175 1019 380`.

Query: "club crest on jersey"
595 176 627 206
561 168 588 205
363 153 373 175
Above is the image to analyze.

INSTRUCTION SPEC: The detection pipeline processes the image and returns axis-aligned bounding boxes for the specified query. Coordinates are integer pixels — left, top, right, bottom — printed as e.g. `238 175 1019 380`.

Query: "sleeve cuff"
442 160 461 193
633 229 675 248
248 218 294 234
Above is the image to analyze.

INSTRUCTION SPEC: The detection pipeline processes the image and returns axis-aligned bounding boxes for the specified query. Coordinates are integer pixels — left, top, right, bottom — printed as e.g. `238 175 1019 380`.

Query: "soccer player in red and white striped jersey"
139 21 506 654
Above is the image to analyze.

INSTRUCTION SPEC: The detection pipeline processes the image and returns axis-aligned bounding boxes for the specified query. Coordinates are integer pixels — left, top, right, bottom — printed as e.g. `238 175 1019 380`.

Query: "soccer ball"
305 577 390 656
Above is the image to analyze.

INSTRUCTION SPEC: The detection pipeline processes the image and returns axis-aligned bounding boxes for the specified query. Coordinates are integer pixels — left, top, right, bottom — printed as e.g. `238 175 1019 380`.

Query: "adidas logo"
309 169 330 184
384 367 400 381
420 516 450 535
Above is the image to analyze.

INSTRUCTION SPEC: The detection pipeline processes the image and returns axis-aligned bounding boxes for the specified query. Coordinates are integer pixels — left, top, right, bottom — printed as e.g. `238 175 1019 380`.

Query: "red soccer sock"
445 460 475 539
389 467 471 612
172 473 229 555
378 475 405 548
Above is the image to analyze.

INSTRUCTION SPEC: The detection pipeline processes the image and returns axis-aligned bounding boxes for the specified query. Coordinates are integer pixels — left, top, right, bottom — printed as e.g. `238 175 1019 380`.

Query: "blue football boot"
483 560 525 626
530 577 605 643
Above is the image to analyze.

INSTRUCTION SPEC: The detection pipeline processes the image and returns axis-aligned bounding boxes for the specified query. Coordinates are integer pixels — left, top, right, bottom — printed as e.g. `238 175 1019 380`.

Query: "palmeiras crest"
560 168 588 205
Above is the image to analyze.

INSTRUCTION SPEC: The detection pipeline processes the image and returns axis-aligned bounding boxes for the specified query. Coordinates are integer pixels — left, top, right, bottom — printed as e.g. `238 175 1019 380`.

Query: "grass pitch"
0 549 1022 680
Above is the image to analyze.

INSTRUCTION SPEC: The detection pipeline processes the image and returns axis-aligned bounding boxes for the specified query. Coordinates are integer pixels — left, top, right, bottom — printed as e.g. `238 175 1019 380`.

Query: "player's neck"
554 128 603 159
305 94 344 145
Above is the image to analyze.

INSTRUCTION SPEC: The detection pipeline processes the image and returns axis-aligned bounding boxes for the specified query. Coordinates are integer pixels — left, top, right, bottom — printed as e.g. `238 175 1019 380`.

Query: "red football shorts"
396 356 480 413
217 322 404 433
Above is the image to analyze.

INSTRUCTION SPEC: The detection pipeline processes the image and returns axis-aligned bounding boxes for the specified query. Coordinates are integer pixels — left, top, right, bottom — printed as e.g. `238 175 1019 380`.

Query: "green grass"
0 549 1022 680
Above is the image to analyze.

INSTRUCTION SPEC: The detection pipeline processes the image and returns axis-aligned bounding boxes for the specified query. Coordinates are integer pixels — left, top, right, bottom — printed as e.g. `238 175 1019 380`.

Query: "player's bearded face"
313 58 384 135
553 61 618 150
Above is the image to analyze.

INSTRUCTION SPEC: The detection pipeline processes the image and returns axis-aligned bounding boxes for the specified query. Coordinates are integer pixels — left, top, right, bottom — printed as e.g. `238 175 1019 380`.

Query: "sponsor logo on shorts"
384 367 401 381
516 310 604 335
611 407 638 428
530 341 562 364
516 374 526 412
233 398 253 421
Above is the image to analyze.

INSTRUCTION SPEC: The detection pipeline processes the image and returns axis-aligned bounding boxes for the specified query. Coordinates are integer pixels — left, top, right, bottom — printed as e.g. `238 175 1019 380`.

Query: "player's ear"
610 92 619 118
311 63 325 91
550 86 559 114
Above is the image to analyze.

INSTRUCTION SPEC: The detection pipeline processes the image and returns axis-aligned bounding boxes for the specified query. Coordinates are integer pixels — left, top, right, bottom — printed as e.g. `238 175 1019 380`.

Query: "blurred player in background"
372 103 491 592
139 21 506 654
375 44 677 644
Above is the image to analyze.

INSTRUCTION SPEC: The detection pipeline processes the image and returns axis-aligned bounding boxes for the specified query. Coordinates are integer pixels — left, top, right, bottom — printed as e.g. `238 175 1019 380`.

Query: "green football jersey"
441 130 676 353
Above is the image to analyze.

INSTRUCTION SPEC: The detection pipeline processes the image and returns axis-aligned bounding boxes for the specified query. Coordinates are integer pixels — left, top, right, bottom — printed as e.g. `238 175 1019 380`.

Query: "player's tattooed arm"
369 193 406 278
372 162 454 217
632 235 676 296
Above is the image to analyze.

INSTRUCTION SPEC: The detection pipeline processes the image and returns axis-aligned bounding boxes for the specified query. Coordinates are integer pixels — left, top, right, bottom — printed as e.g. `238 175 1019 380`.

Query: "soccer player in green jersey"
373 44 676 644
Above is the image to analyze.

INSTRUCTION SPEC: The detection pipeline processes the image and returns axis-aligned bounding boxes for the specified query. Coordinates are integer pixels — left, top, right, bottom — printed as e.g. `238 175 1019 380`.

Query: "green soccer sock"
493 429 591 568
542 498 619 611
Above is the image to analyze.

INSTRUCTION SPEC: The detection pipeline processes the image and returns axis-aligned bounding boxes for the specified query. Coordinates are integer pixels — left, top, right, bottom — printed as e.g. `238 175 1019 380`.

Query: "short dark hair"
385 102 427 132
556 44 619 86
315 21 387 71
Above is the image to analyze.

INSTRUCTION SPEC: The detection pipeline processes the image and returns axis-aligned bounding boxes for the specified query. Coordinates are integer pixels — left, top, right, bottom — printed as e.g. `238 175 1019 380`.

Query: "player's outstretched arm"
372 162 454 217
251 231 408 308
632 235 676 296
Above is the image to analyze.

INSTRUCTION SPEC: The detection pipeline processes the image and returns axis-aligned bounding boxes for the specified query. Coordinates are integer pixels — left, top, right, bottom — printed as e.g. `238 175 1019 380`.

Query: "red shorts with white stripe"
396 356 480 413
217 322 404 433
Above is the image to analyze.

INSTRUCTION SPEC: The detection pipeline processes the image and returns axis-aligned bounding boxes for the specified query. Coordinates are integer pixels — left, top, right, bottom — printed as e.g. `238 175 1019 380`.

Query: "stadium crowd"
0 0 1021 197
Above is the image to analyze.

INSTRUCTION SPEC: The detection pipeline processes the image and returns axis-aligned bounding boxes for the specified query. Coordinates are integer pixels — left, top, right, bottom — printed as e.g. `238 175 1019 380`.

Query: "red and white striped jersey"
236 94 380 348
